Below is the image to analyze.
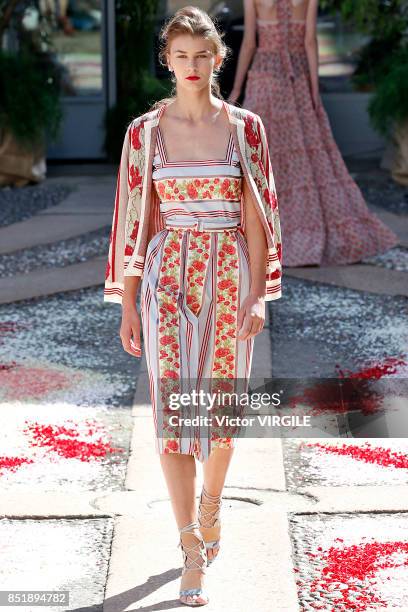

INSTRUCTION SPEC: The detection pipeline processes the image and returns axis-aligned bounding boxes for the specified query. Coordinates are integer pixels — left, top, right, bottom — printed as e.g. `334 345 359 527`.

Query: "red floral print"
244 115 261 148
154 176 241 202
131 121 144 150
129 165 143 193
129 221 139 244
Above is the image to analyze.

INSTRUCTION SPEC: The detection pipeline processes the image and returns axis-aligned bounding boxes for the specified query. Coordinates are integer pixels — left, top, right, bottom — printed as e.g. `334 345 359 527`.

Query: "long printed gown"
140 124 254 463
243 0 399 266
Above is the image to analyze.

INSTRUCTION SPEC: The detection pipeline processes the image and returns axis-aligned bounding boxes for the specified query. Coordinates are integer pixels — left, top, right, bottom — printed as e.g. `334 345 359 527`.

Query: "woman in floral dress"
112 6 281 608
229 0 399 266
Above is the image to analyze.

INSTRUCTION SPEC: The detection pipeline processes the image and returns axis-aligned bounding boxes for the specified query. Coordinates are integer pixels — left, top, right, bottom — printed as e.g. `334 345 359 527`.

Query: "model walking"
104 5 282 607
229 0 399 266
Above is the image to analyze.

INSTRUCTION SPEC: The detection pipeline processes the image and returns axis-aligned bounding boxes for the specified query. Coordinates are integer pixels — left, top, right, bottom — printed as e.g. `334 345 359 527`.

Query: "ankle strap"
179 520 200 534
202 486 222 501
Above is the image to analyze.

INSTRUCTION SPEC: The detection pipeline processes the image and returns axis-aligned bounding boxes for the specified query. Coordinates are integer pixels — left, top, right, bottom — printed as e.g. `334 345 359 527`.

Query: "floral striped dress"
140 126 253 463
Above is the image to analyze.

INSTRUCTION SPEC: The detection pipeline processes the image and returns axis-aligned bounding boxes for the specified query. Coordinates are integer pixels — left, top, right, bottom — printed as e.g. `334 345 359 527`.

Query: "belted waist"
164 220 241 232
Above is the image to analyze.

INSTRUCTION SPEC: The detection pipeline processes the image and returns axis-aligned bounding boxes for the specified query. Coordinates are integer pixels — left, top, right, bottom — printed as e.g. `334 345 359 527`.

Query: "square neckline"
157 102 234 164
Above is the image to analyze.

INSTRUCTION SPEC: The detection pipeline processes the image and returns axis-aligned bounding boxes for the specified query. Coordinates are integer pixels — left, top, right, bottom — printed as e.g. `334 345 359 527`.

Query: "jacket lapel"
223 102 276 255
131 100 277 276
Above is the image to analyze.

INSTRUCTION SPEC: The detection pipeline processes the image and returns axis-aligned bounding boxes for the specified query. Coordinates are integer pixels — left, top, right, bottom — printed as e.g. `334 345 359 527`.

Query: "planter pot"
0 127 46 187
390 120 408 187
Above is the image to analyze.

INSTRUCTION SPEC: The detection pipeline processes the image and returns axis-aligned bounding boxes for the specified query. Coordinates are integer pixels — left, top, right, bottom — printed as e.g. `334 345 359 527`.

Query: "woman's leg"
159 453 197 528
159 453 206 601
201 447 235 561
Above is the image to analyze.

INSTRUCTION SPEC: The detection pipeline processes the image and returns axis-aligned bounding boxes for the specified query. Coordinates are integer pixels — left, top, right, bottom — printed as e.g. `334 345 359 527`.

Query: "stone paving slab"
370 204 408 247
284 264 408 297
0 177 115 254
0 517 112 612
0 256 105 303
104 506 299 612
106 404 299 612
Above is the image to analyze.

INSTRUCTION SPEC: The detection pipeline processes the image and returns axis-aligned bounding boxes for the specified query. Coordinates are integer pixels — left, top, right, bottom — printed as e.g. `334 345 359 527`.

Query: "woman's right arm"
120 277 142 357
228 0 257 103
304 0 320 110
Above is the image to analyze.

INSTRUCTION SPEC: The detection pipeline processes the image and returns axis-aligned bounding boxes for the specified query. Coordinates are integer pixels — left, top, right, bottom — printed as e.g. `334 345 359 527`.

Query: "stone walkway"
0 163 407 611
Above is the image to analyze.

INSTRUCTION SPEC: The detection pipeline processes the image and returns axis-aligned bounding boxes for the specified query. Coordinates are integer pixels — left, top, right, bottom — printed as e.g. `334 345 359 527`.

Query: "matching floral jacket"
104 100 283 304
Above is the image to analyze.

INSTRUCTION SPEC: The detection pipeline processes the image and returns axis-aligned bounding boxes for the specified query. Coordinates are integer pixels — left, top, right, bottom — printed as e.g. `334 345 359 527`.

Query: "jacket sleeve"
104 122 135 304
257 115 283 301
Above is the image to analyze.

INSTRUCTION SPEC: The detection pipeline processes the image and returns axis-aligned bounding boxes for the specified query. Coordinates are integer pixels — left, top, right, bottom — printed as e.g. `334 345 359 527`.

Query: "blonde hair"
149 5 231 111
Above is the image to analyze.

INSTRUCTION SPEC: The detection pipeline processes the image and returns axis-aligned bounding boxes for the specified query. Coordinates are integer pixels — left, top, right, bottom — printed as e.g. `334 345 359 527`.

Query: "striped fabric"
140 132 255 462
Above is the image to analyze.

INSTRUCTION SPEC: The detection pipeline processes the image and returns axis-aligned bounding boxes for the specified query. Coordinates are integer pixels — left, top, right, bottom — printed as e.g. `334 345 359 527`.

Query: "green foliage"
104 70 172 161
319 0 407 38
367 48 408 137
320 0 407 86
320 0 408 133
104 0 170 161
0 49 63 147
116 0 158 83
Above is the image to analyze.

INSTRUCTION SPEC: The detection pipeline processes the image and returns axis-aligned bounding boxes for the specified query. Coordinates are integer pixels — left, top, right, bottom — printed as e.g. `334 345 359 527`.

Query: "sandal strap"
198 488 222 527
178 521 207 574
202 486 222 501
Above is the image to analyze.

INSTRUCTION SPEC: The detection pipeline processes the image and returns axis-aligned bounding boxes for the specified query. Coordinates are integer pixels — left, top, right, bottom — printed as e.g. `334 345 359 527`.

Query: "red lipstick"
186 76 200 81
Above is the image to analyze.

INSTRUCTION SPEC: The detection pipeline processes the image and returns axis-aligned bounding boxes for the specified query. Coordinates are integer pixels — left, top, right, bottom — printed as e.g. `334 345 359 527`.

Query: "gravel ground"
0 285 138 409
0 183 75 227
283 438 408 489
0 169 406 279
361 245 408 271
358 173 408 216
269 276 408 378
290 512 408 611
0 286 139 492
0 226 110 278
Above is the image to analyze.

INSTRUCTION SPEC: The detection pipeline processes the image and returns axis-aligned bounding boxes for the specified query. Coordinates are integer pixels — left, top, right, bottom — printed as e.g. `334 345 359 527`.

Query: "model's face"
167 34 221 90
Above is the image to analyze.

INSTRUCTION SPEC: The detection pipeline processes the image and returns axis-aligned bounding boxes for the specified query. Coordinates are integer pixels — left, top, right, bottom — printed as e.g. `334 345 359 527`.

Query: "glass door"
44 0 115 159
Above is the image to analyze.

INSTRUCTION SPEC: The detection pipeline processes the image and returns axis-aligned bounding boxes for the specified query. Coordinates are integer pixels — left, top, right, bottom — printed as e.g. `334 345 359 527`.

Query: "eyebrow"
174 50 210 53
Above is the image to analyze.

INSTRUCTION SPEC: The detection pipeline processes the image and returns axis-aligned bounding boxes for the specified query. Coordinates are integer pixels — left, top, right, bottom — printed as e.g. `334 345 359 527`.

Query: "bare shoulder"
230 103 262 125
128 106 162 130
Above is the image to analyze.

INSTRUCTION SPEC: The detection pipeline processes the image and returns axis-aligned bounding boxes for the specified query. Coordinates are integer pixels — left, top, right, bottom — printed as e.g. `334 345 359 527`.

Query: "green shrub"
104 70 172 162
0 49 63 147
367 48 408 137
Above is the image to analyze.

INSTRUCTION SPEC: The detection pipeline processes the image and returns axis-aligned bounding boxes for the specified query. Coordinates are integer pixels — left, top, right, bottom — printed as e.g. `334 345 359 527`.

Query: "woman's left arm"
237 179 267 341
304 0 320 110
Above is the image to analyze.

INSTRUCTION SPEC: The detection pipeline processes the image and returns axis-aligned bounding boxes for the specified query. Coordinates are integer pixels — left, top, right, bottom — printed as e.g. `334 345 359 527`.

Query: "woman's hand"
120 304 142 357
227 87 241 105
310 80 320 112
237 294 265 341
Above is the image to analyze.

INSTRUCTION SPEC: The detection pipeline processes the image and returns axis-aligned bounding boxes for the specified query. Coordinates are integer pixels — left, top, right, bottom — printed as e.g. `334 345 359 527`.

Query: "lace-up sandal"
198 486 222 566
178 521 209 606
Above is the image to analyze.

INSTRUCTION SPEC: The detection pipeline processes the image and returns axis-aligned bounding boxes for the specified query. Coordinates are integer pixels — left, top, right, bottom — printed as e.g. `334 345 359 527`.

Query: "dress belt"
164 220 241 232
